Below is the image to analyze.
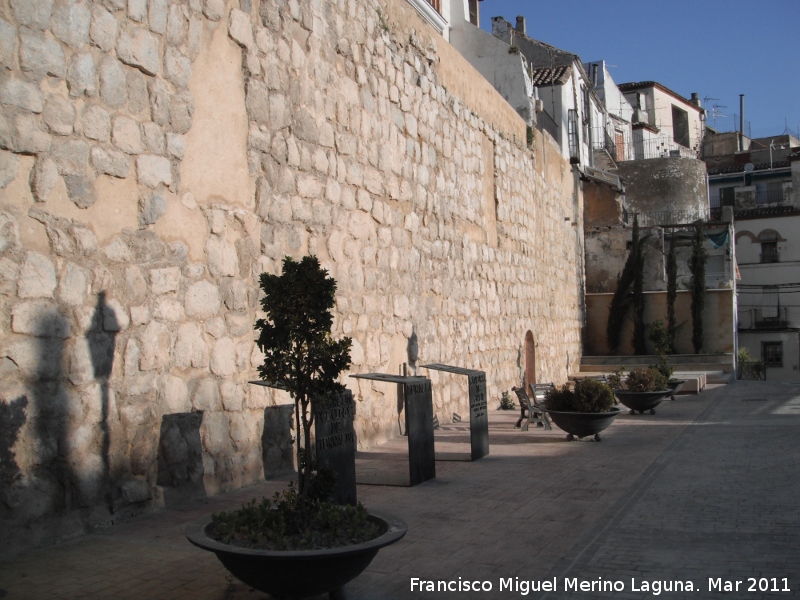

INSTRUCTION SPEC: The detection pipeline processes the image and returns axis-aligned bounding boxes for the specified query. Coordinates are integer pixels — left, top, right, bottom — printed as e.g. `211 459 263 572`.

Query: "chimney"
491 16 511 43
690 92 701 108
515 15 526 35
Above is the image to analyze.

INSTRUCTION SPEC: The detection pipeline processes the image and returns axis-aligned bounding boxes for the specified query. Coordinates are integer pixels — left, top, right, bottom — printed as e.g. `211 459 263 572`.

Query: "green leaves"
255 256 352 495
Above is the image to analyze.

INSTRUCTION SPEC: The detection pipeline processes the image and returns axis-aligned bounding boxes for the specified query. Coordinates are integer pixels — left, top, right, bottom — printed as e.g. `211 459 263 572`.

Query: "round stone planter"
614 390 671 415
667 379 687 400
185 510 406 599
542 407 621 441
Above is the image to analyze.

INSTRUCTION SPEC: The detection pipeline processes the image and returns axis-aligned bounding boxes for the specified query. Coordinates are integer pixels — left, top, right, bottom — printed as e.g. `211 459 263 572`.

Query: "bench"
512 384 552 431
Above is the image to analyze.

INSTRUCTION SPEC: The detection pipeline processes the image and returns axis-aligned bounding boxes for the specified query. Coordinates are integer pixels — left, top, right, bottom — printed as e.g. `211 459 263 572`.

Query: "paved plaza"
1 380 799 599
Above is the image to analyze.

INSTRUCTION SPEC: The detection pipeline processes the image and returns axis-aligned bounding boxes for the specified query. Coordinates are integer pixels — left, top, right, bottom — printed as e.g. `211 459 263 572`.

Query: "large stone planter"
542 408 621 441
614 390 671 415
186 510 406 599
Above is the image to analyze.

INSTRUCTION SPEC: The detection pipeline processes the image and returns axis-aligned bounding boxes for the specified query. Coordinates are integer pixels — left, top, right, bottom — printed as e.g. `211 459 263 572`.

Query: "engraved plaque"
314 389 357 505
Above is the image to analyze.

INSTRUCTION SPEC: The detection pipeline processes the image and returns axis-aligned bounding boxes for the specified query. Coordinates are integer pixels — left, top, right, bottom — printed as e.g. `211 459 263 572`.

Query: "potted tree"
649 320 686 400
542 379 621 441
186 256 406 599
613 367 670 415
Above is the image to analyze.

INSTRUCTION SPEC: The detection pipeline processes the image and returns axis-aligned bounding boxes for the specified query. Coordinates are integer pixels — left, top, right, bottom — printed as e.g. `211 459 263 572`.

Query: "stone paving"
1 381 799 599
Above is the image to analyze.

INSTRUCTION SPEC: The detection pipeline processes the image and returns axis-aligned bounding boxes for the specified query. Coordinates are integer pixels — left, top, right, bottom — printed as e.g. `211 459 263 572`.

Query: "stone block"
269 93 290 131
245 79 269 124
52 139 88 176
126 69 149 115
1 78 44 113
192 378 221 412
42 95 74 135
0 256 18 295
11 301 70 337
139 191 166 225
174 322 208 369
64 174 98 208
70 224 98 256
12 113 51 154
139 320 172 370
81 105 110 141
148 78 169 125
103 237 131 263
111 116 143 154
228 9 254 49
11 0 54 31
0 19 15 69
219 380 243 412
220 279 250 311
166 4 188 46
153 297 182 322
129 305 150 326
205 235 238 277
90 146 130 178
184 280 220 319
141 121 165 153
18 251 56 298
52 1 91 49
0 150 18 188
128 0 147 22
67 53 97 97
148 0 168 34
224 313 250 337
166 133 184 158
203 0 224 21
168 93 193 133
57 262 88 306
158 374 190 414
0 212 20 254
90 5 118 51
19 28 66 78
210 337 236 376
117 26 160 76
103 297 129 331
164 47 191 89
136 155 172 188
99 56 127 108
149 267 180 294
31 154 59 202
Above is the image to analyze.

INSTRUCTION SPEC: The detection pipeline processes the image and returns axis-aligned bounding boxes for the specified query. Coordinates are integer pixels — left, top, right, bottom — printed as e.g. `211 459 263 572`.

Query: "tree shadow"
156 412 206 507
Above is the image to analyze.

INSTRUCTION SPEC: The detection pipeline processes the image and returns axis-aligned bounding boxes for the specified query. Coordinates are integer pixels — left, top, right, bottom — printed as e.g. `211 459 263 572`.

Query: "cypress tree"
689 222 708 354
631 216 647 354
607 214 641 354
666 231 677 353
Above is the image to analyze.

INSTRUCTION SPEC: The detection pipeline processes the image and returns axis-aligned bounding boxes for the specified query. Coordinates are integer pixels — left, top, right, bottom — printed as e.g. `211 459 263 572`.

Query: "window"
719 186 736 207
762 341 783 367
760 242 779 263
424 0 441 13
760 285 779 320
468 0 479 25
567 109 580 163
671 105 689 147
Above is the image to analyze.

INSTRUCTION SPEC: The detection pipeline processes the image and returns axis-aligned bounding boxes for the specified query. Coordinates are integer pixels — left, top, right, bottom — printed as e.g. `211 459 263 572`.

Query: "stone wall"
0 0 584 556
617 157 707 218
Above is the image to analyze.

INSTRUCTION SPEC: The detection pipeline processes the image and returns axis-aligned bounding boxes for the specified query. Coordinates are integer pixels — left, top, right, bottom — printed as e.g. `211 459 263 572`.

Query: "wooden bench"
512 384 552 431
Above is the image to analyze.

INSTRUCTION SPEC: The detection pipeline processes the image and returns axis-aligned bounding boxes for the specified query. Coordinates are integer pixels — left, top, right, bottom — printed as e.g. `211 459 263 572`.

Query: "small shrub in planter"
625 367 669 392
544 379 616 413
499 391 515 410
210 475 380 551
543 380 619 441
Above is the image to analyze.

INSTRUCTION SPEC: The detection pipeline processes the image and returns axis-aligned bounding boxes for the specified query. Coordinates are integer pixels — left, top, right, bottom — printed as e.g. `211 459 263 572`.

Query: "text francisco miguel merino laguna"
410 576 792 595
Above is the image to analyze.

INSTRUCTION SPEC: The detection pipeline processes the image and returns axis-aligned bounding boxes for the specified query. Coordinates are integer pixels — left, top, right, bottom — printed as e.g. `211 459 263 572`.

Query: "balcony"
739 308 793 330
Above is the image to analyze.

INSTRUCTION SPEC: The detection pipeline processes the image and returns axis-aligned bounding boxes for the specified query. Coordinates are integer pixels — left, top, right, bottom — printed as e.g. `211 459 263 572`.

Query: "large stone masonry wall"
0 0 583 555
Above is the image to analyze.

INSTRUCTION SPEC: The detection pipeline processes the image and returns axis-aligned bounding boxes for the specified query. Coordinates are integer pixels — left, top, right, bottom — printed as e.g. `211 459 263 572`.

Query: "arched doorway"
524 330 536 388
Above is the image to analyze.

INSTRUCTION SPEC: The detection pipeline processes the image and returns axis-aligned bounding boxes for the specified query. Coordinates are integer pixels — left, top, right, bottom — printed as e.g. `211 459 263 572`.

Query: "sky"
480 0 800 140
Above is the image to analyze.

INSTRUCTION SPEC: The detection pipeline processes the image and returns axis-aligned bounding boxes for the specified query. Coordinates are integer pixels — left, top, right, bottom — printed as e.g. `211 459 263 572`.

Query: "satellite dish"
744 163 755 172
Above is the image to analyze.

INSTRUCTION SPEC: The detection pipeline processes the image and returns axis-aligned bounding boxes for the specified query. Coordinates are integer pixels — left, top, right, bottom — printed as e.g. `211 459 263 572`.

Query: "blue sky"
480 0 800 140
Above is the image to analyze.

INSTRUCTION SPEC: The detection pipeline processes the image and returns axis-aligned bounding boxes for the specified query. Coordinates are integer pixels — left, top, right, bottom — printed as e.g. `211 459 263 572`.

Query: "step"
582 354 734 369
569 371 708 393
